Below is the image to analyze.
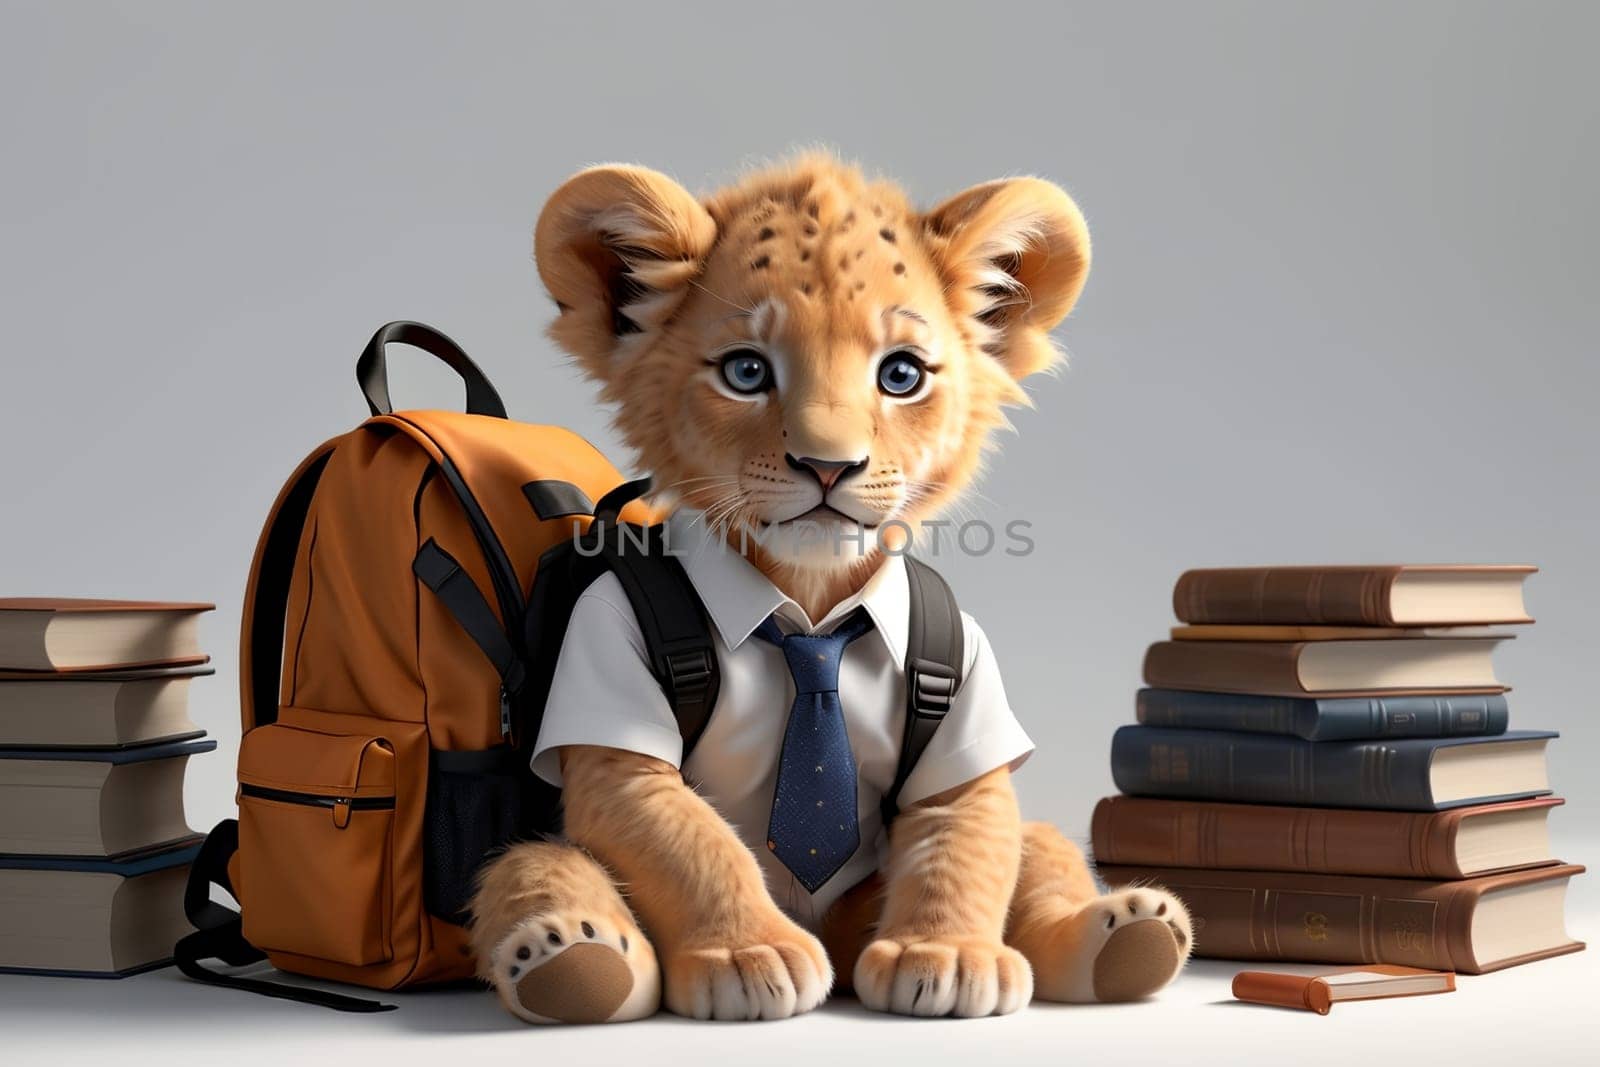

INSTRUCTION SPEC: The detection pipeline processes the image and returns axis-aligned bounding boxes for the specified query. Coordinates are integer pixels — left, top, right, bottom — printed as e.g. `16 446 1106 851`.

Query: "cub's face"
535 157 1089 579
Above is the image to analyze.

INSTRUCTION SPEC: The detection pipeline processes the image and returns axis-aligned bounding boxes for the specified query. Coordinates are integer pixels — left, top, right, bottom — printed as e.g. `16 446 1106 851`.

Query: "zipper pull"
332 797 352 830
499 686 512 740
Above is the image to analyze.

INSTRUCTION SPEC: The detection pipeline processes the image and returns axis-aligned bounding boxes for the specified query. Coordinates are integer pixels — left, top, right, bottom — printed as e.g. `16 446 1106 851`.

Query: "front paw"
855 936 1033 1017
662 915 833 1021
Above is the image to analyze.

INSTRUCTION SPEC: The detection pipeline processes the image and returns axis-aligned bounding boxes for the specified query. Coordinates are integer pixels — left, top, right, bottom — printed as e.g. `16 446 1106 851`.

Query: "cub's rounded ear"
920 177 1090 381
534 165 718 379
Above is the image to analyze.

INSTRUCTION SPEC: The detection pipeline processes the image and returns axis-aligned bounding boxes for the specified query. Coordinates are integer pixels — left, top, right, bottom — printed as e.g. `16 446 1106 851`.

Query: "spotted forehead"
701 191 941 350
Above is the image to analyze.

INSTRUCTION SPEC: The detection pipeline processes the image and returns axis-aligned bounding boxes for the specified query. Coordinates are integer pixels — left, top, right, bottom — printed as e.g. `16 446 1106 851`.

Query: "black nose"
785 453 868 492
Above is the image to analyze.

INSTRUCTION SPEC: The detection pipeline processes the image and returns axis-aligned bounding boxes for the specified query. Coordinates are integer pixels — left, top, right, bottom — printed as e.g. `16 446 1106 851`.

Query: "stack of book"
1094 565 1586 975
0 599 217 978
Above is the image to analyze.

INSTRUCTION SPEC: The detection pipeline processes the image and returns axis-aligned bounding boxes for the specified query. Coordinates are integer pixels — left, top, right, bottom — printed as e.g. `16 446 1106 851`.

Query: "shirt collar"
664 510 910 663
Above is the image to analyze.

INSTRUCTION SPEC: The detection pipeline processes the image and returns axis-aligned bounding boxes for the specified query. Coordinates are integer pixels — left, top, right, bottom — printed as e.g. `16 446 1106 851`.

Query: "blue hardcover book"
0 736 215 763
0 841 200 977
0 738 213 859
1110 726 1556 811
1135 688 1510 741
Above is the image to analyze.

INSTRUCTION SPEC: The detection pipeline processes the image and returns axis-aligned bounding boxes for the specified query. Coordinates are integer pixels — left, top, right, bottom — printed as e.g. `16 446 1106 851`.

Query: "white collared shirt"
531 510 1034 926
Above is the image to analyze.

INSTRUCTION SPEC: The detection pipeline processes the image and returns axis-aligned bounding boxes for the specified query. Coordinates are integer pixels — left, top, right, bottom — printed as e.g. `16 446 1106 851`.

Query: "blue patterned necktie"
751 608 874 894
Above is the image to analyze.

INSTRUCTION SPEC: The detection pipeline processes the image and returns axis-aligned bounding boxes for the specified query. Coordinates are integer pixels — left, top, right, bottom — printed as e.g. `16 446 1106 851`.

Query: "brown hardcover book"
1091 796 1562 878
1141 637 1509 696
1095 862 1585 974
0 599 212 672
1172 565 1536 627
1232 965 1455 1014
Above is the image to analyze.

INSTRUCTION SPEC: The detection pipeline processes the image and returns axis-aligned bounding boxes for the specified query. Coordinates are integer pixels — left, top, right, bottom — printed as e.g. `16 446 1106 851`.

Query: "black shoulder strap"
243 446 333 729
175 820 396 1013
598 522 721 760
882 557 964 825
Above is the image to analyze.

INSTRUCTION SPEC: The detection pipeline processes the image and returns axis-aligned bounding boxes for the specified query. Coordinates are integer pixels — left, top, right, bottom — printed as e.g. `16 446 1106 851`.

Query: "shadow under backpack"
177 322 967 1011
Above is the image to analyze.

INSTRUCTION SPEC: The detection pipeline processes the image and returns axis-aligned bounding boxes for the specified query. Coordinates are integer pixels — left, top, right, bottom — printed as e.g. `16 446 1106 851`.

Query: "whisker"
688 278 755 315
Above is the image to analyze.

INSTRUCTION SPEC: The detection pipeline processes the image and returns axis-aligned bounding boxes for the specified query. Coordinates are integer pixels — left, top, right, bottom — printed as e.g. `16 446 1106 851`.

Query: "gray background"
3 2 1598 1062
3 0 1597 913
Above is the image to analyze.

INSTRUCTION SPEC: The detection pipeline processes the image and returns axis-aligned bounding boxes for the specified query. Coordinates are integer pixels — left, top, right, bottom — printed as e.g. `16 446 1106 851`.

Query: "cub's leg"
1005 822 1191 1003
561 745 832 1021
850 768 1034 1017
468 840 661 1024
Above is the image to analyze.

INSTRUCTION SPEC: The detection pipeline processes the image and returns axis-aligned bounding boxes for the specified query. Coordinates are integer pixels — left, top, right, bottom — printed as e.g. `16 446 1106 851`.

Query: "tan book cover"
1172 565 1536 627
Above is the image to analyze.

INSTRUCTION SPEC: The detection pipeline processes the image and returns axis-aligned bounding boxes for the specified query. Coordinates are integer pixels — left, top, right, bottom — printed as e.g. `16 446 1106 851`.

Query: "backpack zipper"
240 783 395 829
239 784 396 809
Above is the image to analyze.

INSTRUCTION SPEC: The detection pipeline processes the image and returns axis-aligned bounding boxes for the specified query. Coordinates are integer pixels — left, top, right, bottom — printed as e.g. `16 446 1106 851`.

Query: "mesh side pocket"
424 746 524 925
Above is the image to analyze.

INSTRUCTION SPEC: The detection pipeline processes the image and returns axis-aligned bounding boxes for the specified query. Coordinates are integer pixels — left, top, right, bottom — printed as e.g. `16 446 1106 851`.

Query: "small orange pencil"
1232 965 1456 1015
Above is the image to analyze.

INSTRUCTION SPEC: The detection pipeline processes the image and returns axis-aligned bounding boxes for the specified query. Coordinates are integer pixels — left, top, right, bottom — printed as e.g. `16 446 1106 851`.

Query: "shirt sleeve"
528 572 684 787
893 612 1035 807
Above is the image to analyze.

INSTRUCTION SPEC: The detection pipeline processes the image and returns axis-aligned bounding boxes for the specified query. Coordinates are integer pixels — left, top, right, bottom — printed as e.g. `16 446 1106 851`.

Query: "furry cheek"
877 386 959 493
664 381 779 504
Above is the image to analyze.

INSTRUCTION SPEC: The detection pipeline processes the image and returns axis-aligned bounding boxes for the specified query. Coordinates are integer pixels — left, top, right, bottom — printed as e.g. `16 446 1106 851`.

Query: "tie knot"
754 610 873 694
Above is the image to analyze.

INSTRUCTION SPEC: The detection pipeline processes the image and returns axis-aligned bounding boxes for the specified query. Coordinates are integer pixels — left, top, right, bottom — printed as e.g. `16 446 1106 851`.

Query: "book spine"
1136 689 1315 737
1090 796 1468 877
1173 568 1400 626
1142 641 1308 694
1109 726 1440 809
1096 864 1475 971
1135 690 1510 741
1331 693 1510 741
1231 972 1330 1014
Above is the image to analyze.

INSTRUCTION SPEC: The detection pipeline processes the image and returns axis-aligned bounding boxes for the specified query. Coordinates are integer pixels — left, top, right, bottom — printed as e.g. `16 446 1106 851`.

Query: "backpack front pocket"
236 723 396 966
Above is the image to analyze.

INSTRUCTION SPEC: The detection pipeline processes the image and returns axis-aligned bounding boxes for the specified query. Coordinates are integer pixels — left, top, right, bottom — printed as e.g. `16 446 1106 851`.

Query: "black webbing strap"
598 523 721 759
413 538 527 700
521 479 594 521
882 557 964 825
175 820 395 1013
592 476 654 524
245 447 332 728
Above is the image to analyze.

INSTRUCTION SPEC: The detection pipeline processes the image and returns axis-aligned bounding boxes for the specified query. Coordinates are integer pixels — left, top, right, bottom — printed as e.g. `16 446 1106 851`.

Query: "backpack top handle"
356 320 509 419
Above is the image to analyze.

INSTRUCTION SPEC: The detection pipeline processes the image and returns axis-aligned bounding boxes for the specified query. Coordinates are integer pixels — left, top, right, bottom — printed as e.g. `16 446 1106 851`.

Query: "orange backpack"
176 321 964 1012
173 322 702 1011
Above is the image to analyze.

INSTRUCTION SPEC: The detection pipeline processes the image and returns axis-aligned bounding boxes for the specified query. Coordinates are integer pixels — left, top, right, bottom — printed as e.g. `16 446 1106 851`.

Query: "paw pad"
515 942 635 1024
1092 920 1183 1003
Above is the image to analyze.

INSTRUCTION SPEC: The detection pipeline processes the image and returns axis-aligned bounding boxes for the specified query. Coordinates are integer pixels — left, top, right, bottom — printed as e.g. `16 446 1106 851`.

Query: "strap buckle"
907 657 959 719
663 645 715 708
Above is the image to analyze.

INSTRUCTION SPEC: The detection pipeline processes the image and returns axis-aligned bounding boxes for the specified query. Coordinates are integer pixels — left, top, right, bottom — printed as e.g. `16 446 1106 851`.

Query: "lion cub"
469 155 1190 1023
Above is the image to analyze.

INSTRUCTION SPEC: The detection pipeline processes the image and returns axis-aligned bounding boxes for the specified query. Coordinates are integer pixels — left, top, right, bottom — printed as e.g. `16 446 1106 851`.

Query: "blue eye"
877 351 926 397
719 349 773 395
